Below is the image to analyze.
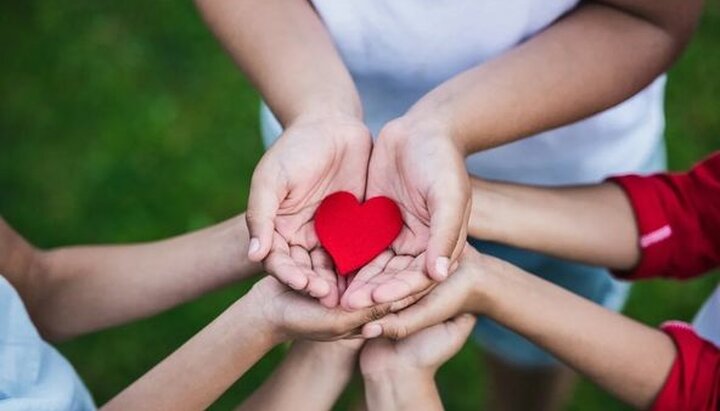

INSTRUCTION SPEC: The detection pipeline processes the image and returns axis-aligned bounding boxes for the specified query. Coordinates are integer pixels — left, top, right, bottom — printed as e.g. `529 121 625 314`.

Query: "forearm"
469 179 640 270
402 1 700 153
195 0 361 124
237 340 358 411
103 294 280 411
475 260 676 409
364 372 443 411
32 214 261 341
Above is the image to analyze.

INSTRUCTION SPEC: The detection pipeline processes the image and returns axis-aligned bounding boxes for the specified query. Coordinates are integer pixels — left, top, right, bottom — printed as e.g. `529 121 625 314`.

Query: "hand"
246 114 372 307
359 313 476 378
341 117 471 309
248 276 421 342
361 246 496 340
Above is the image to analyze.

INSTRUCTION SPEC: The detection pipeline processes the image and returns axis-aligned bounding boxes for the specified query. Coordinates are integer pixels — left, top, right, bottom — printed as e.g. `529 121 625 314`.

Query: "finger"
371 266 434 304
361 292 456 340
446 313 477 341
340 251 393 310
246 168 283 261
310 248 339 307
426 187 470 281
264 233 310 291
290 246 331 299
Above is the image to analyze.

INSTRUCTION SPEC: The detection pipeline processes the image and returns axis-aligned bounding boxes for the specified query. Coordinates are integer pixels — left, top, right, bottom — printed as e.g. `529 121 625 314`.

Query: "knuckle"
368 305 390 322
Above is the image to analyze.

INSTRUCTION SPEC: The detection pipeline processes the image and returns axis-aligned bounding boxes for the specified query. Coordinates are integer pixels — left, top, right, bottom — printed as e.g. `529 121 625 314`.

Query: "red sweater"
609 152 720 411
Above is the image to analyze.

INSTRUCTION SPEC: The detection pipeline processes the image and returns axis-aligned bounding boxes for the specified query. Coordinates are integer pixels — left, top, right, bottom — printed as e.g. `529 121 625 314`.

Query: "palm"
341 121 469 309
252 117 372 307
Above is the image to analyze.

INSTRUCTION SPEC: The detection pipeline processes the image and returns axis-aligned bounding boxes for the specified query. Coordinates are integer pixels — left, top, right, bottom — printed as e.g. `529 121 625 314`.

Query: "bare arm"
194 0 361 125
102 292 277 411
397 0 702 153
469 179 640 270
0 214 260 341
365 250 676 409
236 340 360 411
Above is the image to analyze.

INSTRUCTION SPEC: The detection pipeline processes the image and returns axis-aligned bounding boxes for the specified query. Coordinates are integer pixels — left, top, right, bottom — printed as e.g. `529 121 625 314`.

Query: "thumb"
426 188 470 281
246 172 282 262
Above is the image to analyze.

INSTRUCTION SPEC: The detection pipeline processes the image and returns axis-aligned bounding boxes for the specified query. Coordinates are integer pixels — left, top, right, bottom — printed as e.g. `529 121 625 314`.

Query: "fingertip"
362 323 383 339
432 256 450 281
308 277 331 299
247 237 265 261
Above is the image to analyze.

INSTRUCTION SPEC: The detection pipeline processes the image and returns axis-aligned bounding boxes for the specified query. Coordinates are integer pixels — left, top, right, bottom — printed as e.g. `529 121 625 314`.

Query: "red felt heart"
314 191 403 276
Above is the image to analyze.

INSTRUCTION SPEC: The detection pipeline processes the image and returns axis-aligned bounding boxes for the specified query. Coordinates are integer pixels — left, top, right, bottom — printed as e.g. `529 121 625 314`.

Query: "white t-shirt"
0 276 95 411
261 0 666 185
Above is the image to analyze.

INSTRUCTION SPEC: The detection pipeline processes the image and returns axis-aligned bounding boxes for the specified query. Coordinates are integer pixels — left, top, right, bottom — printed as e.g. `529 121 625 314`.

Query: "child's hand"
342 117 470 309
360 246 497 340
359 313 476 379
247 276 420 342
246 114 372 307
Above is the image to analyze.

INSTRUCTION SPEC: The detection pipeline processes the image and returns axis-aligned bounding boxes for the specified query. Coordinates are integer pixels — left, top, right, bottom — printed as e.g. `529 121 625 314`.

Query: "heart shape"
314 191 403 276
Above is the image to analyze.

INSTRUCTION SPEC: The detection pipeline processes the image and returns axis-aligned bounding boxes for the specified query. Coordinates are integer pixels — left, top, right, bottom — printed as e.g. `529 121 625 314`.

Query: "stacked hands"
246 112 471 318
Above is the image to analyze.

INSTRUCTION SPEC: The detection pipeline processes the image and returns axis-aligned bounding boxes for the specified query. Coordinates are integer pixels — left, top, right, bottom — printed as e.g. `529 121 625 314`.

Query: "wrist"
462 252 506 316
468 179 505 242
237 285 288 347
401 97 469 156
363 370 437 407
292 340 360 379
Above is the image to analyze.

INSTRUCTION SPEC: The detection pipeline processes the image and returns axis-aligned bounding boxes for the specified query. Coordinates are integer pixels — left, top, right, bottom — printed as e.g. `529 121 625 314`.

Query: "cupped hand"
341 120 470 308
361 246 495 340
246 114 372 306
249 276 421 342
359 313 476 378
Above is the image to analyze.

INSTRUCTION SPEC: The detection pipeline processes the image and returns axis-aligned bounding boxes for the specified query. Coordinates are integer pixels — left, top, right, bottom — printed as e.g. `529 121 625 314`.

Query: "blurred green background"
1 1 719 410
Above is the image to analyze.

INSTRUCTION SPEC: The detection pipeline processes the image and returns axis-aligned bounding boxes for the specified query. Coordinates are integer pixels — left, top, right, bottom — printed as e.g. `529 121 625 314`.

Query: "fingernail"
364 323 382 339
435 257 450 280
248 237 260 255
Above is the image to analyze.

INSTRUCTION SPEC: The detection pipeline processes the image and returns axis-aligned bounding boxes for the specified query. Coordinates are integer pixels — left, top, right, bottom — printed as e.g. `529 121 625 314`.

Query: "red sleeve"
650 322 720 411
608 152 720 280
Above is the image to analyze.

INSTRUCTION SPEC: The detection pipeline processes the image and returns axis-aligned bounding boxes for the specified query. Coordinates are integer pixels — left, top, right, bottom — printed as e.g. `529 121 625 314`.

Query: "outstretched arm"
397 0 702 154
0 214 260 341
236 340 361 411
105 274 422 411
469 179 640 270
363 250 676 409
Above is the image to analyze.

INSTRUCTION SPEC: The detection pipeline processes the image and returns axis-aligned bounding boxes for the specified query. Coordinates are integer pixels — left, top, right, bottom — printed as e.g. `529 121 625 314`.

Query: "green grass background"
1 1 719 409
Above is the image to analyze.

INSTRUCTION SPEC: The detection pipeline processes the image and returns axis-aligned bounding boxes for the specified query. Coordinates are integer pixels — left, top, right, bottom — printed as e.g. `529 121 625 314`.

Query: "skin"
360 314 477 411
237 339 364 411
362 249 677 410
0 215 419 409
235 313 476 411
194 0 702 314
196 3 701 409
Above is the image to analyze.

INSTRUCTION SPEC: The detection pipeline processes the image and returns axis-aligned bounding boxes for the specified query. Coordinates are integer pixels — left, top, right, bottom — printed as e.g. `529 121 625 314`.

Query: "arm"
102 291 277 411
363 373 442 411
194 0 360 125
236 340 361 411
363 250 676 409
360 314 476 411
469 152 720 277
397 0 702 154
0 214 260 341
105 275 422 410
195 0 372 303
469 179 640 270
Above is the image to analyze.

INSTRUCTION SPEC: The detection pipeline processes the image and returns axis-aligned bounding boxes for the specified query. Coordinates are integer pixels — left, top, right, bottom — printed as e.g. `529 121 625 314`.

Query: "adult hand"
246 114 372 307
341 117 471 309
361 246 496 340
248 276 421 342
